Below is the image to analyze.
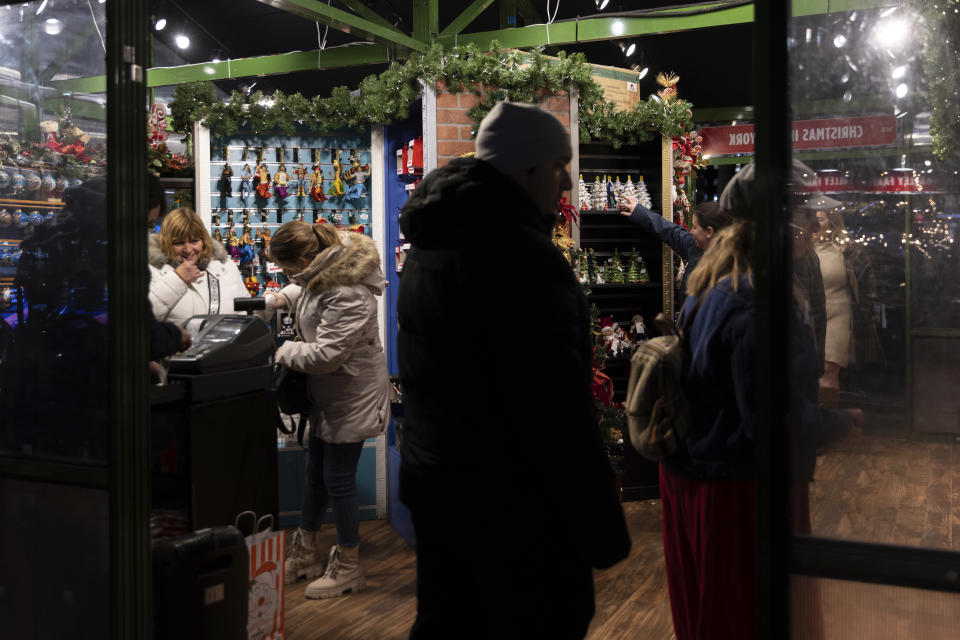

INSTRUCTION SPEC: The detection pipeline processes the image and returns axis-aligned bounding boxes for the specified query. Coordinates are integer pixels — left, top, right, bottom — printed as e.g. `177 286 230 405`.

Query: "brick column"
434 83 573 169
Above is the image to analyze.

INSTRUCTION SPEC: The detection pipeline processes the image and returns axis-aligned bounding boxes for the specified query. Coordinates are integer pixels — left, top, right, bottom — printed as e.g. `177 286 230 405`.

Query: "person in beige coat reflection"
267 221 390 600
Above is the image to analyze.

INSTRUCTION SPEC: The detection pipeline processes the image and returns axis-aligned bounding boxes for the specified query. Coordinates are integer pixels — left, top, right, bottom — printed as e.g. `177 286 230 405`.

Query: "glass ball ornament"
44 211 55 224
26 173 41 192
0 209 11 227
41 174 56 191
71 178 83 188
14 209 29 228
0 171 9 189
10 171 25 193
28 210 44 227
55 177 68 192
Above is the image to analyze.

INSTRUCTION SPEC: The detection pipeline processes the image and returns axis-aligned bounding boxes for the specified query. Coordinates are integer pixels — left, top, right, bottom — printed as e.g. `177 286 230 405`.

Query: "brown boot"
304 544 365 599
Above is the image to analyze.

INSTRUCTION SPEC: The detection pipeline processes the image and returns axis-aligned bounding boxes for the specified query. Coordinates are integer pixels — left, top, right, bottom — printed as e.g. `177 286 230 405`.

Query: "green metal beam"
441 0 895 50
49 44 390 94
255 0 426 51
337 0 399 32
441 0 497 38
413 0 439 42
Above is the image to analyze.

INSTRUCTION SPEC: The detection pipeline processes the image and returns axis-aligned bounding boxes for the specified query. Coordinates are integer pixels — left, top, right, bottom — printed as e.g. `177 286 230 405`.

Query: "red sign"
802 171 942 194
701 115 898 156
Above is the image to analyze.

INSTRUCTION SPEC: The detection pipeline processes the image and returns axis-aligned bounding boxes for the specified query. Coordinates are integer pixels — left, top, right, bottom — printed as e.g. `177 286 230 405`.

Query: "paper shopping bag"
236 511 286 640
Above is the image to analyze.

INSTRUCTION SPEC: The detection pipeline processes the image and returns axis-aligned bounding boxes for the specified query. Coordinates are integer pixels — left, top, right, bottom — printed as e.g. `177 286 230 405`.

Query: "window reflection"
0 0 108 463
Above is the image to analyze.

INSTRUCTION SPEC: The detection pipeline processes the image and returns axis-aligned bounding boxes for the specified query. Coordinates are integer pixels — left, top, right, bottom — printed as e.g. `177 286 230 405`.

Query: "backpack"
624 312 691 461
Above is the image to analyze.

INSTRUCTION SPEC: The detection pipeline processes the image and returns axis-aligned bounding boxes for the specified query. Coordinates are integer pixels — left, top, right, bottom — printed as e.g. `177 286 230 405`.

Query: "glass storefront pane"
779 0 960 555
0 1 109 463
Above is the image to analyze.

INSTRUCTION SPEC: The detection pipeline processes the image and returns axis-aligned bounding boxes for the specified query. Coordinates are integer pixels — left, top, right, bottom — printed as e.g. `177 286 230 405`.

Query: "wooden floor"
284 436 960 639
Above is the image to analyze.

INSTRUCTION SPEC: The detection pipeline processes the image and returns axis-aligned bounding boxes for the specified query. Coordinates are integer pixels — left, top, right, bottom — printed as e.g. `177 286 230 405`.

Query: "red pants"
659 465 756 640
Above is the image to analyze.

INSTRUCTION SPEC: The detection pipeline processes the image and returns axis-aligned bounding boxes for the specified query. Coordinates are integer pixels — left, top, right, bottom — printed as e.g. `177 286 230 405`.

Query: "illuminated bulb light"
896 83 909 98
155 17 167 31
611 20 625 36
892 65 907 79
43 18 62 35
875 18 909 48
175 34 190 49
833 34 847 48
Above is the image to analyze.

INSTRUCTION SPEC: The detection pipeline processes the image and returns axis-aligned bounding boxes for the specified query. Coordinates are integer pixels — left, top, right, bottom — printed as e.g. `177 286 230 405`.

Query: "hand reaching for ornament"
175 257 204 283
618 194 637 216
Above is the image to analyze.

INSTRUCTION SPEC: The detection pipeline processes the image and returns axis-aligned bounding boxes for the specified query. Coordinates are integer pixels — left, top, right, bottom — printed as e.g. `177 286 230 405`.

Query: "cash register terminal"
169 314 274 374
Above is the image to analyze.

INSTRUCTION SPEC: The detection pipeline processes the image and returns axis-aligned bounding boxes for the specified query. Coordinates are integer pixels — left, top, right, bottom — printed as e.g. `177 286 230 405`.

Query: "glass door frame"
0 0 151 637
753 3 960 638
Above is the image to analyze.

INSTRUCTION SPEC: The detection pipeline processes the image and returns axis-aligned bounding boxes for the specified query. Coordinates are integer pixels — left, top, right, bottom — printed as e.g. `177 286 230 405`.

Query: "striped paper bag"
236 512 286 640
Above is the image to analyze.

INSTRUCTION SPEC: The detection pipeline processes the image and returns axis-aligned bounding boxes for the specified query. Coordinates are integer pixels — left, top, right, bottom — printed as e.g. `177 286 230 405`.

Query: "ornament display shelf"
577 139 671 502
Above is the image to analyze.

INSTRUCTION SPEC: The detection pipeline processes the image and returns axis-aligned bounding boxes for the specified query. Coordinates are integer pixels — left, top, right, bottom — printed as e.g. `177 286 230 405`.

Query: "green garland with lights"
169 43 693 147
907 1 960 160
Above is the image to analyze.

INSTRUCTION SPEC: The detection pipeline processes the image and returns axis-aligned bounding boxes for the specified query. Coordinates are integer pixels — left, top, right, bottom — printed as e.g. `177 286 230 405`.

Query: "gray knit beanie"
475 101 572 176
719 159 841 218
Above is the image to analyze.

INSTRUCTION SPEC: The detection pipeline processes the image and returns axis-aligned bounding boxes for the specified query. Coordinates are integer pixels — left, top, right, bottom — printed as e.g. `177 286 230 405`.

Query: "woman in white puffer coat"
149 207 250 325
268 221 390 601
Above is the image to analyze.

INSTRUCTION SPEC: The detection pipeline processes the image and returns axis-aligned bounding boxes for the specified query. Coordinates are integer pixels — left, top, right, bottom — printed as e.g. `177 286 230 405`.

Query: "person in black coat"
397 102 630 639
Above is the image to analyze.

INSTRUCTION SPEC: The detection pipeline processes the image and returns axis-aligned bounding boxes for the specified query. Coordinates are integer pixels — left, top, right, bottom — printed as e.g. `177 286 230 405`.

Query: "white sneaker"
304 544 365 599
284 528 324 585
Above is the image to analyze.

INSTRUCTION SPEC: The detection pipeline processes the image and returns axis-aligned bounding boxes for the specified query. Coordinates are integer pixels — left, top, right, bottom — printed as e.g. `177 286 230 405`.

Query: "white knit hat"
475 101 572 176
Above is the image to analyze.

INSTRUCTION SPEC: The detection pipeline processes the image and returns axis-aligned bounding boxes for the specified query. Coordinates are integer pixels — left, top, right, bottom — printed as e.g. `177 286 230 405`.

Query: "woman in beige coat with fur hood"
268 221 390 600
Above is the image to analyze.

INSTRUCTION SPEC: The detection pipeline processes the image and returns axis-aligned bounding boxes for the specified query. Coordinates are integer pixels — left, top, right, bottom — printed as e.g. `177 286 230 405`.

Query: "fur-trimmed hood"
148 232 229 270
292 231 385 296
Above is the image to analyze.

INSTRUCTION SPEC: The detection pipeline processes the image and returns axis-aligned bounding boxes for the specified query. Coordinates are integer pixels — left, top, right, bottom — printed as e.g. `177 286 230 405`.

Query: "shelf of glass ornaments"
209 205 371 226
210 147 371 194
0 200 65 230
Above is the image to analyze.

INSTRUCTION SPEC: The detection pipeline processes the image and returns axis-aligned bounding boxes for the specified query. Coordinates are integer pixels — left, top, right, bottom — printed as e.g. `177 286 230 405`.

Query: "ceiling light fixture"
833 34 847 48
619 41 636 58
874 18 908 48
895 83 908 98
35 0 47 15
175 34 190 49
43 17 62 35
891 64 907 79
154 16 167 31
595 0 610 10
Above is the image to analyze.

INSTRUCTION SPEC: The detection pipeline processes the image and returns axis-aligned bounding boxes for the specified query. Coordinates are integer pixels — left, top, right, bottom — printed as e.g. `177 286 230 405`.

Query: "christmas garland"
170 43 693 148
906 1 960 160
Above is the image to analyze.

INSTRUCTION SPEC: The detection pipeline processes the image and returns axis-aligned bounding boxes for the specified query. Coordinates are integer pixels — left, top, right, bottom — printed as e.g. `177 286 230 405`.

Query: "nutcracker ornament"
343 151 370 200
293 163 309 198
309 165 326 203
239 163 252 203
217 163 233 210
273 164 290 200
628 315 647 344
227 227 241 260
213 228 223 243
328 152 345 197
254 163 272 199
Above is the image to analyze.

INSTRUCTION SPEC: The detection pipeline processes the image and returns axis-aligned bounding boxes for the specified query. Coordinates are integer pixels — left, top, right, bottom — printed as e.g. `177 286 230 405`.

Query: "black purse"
273 363 310 445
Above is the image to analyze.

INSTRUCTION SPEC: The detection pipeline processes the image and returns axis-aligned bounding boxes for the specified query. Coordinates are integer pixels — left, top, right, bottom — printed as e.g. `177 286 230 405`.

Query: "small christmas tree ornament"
587 248 597 285
623 176 637 201
611 248 626 283
638 257 650 283
635 176 652 210
626 249 641 283
590 176 604 211
578 174 590 211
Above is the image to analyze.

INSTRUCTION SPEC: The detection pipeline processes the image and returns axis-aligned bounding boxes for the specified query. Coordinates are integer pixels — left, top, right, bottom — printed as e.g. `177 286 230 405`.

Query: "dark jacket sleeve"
628 204 700 263
149 301 182 360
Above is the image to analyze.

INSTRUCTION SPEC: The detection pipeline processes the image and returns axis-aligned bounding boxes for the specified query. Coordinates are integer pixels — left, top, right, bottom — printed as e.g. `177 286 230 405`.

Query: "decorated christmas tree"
587 248 598 284
578 174 590 210
623 176 637 201
577 249 589 283
626 249 641 283
636 176 653 210
613 176 623 200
